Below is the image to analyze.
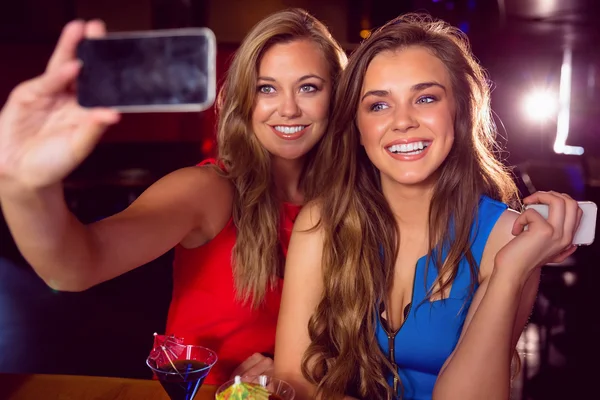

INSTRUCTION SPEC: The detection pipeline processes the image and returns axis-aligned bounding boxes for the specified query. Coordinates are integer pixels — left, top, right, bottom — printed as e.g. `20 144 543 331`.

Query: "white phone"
525 201 597 246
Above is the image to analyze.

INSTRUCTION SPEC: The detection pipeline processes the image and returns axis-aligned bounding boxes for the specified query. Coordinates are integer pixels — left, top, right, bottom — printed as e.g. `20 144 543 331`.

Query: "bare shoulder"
293 199 323 232
285 200 326 277
185 164 232 197
479 208 520 279
161 163 230 186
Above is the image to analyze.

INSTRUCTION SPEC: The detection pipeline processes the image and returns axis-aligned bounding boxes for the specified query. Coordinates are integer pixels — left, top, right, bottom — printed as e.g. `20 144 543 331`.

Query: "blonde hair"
215 8 347 307
303 13 518 398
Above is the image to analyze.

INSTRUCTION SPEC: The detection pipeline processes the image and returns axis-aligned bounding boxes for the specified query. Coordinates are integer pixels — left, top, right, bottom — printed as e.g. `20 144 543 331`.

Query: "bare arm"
0 166 233 291
274 202 323 399
0 21 232 291
433 261 540 399
274 203 358 400
434 191 579 400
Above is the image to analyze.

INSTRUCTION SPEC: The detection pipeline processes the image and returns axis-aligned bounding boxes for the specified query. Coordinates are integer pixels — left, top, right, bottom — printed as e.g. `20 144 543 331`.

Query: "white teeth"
387 141 430 155
273 125 307 134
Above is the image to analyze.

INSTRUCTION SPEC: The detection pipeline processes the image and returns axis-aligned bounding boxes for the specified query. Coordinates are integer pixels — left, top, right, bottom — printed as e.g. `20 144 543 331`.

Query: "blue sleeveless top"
375 195 507 399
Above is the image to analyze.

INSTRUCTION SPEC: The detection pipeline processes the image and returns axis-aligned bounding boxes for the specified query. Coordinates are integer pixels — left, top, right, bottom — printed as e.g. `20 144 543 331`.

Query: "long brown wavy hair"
302 13 519 399
215 8 347 308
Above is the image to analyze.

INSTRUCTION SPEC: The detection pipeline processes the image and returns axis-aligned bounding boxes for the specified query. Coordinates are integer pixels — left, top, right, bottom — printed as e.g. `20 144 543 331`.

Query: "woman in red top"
0 8 347 384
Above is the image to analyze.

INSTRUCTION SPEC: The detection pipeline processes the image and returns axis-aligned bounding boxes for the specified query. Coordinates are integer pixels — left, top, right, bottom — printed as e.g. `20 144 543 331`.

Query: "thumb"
32 60 82 97
512 208 546 236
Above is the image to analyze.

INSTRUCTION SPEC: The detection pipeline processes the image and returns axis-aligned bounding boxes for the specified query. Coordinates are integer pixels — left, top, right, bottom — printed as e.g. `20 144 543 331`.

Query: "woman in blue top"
274 13 582 400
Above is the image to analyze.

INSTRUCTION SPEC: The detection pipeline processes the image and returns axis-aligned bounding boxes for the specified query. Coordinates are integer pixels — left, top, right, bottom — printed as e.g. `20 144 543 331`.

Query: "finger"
561 193 584 234
65 20 107 94
46 20 86 72
85 19 107 39
524 191 566 235
522 191 550 206
512 208 549 236
230 353 265 378
89 108 120 124
576 206 583 232
555 194 579 245
546 244 577 264
13 60 81 102
240 356 273 377
68 109 120 165
545 192 566 234
523 191 565 207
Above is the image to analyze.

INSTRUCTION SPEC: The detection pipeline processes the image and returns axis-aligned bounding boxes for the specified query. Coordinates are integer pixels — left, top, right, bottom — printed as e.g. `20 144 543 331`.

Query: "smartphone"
76 28 216 113
525 201 597 246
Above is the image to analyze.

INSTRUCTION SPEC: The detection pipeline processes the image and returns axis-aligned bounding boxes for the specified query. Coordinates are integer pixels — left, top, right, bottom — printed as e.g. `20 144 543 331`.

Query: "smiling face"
356 46 456 189
251 39 332 161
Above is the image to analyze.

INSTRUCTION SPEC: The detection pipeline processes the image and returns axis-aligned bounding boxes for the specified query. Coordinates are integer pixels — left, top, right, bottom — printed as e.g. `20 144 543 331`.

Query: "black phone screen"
76 30 215 111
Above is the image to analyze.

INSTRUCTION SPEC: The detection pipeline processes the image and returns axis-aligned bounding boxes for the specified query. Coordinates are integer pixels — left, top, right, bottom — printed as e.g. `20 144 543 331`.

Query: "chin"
389 171 435 186
270 148 310 161
397 177 428 186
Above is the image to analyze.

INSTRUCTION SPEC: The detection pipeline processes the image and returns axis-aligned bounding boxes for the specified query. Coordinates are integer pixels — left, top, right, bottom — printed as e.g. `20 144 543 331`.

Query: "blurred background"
0 0 598 399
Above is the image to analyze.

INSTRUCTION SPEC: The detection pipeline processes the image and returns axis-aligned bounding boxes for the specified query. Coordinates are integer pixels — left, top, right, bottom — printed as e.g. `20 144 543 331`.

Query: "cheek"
357 115 384 148
421 110 454 137
252 99 275 123
303 96 331 122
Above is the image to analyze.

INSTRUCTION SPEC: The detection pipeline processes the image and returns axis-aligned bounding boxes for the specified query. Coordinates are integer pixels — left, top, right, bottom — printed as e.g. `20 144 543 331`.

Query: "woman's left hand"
494 191 582 276
230 353 274 379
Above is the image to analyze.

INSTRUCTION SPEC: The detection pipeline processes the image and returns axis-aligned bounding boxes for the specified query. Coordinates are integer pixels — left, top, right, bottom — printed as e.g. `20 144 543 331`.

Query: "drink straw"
160 345 186 380
259 375 268 388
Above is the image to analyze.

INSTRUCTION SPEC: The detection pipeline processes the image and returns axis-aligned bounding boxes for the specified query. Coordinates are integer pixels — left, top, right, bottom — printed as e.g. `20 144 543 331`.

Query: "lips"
269 124 311 140
385 139 432 162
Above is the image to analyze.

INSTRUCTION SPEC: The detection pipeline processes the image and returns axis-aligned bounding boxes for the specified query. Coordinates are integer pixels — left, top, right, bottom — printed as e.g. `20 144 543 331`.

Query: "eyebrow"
360 81 447 102
257 74 326 84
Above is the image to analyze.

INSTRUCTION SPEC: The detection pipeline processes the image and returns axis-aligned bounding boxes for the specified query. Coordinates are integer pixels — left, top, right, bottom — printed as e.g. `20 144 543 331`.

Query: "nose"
278 93 301 118
392 103 419 132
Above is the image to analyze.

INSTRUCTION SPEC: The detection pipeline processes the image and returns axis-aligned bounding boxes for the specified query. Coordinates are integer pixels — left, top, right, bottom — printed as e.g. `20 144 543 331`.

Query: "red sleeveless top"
164 160 301 385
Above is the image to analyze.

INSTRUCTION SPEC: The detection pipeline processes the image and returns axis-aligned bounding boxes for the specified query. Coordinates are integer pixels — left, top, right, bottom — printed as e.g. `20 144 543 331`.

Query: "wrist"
0 181 62 202
490 259 536 291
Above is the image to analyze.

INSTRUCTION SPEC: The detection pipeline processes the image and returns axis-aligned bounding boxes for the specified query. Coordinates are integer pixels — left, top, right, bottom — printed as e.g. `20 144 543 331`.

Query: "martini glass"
147 339 217 400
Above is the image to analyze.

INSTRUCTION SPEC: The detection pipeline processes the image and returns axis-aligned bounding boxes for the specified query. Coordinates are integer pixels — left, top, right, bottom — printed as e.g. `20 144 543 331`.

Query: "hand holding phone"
495 192 590 273
0 20 121 192
525 201 597 246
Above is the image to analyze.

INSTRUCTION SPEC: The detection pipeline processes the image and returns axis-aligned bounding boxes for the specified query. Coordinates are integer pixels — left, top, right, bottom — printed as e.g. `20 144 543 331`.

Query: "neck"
381 175 435 234
271 155 305 205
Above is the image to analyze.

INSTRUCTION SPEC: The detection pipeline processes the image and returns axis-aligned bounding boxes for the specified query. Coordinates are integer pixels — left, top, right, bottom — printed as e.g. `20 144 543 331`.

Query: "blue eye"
258 85 275 94
300 84 318 93
417 96 436 104
370 102 389 112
